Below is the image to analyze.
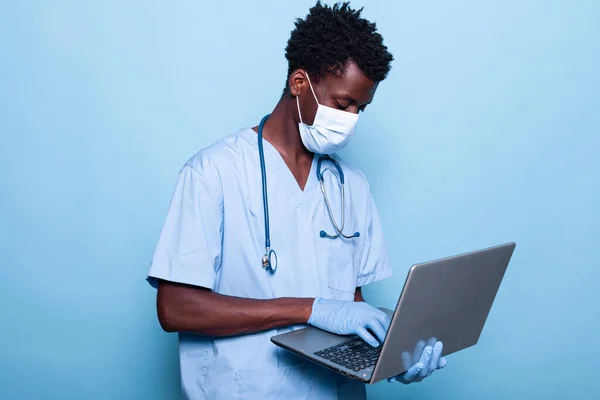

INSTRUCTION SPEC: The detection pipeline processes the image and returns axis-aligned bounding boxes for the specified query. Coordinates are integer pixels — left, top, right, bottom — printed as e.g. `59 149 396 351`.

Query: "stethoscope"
258 114 360 272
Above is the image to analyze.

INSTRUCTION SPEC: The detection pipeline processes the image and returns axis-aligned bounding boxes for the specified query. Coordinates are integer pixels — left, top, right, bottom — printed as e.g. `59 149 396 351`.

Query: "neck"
260 95 312 163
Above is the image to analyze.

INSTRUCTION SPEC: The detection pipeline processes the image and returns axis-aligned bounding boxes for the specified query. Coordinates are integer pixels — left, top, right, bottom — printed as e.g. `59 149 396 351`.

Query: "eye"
334 100 350 110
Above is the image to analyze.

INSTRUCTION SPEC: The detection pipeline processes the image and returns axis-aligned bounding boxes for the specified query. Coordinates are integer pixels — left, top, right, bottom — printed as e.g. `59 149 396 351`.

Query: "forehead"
317 62 378 104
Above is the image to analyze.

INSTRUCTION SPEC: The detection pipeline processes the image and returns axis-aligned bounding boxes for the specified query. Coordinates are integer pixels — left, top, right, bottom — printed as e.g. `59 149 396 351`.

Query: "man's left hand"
388 338 447 384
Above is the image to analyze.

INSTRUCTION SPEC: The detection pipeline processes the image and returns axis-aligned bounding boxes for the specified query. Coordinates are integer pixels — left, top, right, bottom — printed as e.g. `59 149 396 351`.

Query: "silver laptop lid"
370 242 515 383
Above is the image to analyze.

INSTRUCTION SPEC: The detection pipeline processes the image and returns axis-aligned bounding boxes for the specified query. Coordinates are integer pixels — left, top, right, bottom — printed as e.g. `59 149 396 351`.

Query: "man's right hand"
307 297 391 347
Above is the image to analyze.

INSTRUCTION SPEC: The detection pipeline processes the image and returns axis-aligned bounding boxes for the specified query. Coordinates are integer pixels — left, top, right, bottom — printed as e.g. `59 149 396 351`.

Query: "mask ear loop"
296 96 304 124
304 72 320 104
296 71 320 125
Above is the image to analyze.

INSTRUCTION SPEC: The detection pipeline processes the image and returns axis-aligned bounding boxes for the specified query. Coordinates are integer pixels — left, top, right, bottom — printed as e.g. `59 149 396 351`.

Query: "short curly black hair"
284 1 393 88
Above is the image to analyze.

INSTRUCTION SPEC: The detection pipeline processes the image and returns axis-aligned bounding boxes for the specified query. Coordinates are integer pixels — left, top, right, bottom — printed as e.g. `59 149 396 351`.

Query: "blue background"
1 1 598 399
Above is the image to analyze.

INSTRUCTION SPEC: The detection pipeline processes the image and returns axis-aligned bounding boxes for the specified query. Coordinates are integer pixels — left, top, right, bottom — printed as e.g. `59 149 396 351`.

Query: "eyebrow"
336 95 356 103
335 95 371 106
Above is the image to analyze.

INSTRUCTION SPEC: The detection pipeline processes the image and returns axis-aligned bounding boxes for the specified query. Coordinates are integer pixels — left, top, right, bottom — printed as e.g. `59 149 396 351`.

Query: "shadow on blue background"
1 1 598 399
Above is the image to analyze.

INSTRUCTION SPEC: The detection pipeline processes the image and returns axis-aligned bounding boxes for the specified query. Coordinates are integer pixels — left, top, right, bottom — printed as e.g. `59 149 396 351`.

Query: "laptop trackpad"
271 327 353 355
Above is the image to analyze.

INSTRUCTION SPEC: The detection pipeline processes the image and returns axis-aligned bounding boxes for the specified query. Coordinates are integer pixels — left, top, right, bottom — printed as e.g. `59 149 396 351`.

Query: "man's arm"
354 287 365 302
156 280 314 336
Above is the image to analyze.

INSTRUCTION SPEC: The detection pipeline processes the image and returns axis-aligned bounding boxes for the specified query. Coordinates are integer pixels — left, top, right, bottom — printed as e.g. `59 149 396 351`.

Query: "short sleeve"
146 161 223 290
356 184 393 287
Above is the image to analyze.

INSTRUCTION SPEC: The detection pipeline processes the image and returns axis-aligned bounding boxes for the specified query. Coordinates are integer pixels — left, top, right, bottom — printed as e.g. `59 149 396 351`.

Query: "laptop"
271 242 516 384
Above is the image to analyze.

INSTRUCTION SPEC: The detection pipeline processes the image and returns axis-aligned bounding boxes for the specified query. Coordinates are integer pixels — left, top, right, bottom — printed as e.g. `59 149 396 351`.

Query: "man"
147 2 446 399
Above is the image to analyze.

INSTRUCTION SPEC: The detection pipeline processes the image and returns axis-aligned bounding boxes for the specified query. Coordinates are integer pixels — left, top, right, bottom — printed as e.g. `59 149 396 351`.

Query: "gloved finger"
422 341 443 377
401 362 424 383
355 326 379 347
366 318 387 344
374 311 392 332
438 357 448 369
426 337 437 348
411 340 426 365
415 345 434 378
401 351 412 370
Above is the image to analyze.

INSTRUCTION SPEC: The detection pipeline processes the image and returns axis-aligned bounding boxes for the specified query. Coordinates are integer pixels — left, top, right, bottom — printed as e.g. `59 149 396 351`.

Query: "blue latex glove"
307 297 391 347
388 338 448 384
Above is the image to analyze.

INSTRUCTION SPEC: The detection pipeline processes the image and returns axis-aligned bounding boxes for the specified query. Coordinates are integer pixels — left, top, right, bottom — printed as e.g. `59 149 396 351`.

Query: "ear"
288 69 307 97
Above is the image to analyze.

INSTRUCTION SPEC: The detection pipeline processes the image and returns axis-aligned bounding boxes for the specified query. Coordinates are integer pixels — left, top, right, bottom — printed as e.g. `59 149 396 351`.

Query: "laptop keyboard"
314 338 382 372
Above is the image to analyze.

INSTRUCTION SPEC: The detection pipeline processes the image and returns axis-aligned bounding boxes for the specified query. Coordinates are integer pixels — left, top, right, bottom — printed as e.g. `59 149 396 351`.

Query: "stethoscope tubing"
257 114 271 250
257 114 359 271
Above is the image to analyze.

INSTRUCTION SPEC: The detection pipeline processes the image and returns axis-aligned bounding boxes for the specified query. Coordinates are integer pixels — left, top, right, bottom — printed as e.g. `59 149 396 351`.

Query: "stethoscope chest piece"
262 248 278 272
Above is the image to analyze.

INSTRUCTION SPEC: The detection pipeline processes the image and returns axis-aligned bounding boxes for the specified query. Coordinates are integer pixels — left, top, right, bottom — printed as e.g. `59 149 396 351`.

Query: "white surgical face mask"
296 73 359 154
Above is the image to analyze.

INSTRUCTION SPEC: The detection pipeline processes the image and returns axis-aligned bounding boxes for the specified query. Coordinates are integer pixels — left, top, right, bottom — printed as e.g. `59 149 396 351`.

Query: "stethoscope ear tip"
320 230 327 238
353 232 360 238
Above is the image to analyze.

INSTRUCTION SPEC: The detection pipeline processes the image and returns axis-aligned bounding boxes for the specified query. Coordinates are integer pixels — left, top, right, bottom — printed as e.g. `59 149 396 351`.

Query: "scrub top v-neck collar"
249 128 319 203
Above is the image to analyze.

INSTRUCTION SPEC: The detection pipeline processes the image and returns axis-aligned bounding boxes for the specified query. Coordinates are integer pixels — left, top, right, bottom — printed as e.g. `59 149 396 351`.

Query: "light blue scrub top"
147 127 392 400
